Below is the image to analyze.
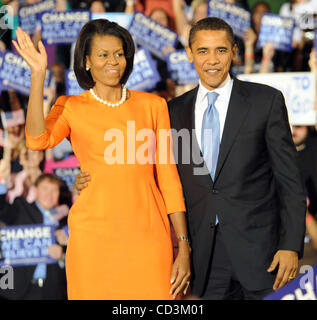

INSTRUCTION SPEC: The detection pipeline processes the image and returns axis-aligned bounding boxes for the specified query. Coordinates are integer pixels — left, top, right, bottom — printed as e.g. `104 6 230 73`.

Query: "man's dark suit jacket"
167 78 306 297
0 195 67 300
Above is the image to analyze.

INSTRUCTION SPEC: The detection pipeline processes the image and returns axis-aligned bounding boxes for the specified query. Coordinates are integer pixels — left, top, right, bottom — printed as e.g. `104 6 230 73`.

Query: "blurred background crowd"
0 0 317 300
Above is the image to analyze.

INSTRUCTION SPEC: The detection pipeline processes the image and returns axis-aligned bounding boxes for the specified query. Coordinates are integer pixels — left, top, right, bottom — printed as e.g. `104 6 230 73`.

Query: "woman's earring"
86 66 90 71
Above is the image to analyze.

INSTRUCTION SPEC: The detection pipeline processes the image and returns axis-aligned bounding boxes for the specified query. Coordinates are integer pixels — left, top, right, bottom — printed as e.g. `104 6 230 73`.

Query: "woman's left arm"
169 211 191 299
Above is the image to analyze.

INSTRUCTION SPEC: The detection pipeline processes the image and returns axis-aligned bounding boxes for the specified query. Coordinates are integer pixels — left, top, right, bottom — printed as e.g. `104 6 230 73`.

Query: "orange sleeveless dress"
25 90 186 300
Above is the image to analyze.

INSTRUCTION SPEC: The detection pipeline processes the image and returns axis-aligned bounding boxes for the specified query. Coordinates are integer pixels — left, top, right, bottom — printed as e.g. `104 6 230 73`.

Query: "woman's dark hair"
74 19 135 90
188 17 235 48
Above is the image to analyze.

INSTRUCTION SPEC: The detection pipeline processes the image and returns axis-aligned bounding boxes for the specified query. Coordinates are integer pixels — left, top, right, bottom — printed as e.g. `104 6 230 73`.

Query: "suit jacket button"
212 189 219 194
210 223 215 228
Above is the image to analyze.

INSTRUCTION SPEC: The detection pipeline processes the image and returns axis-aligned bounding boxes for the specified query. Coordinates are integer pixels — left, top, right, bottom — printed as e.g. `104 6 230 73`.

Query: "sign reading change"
0 224 57 267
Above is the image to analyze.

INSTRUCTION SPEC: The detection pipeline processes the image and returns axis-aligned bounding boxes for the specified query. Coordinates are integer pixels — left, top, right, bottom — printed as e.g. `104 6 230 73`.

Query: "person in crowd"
89 0 107 13
292 125 317 216
0 173 68 300
12 20 191 299
240 1 274 74
278 0 317 71
291 124 317 256
1 124 25 188
173 0 207 45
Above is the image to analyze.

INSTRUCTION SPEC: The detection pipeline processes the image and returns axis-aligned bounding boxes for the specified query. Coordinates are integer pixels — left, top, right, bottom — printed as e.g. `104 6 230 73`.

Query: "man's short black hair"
74 19 135 90
188 17 235 48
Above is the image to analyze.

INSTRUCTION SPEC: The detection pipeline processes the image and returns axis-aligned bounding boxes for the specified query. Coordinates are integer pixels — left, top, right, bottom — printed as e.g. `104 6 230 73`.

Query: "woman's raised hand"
12 27 47 74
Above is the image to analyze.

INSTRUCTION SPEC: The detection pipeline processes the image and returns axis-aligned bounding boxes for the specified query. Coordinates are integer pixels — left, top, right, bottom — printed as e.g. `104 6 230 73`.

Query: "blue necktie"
201 91 220 225
201 91 220 180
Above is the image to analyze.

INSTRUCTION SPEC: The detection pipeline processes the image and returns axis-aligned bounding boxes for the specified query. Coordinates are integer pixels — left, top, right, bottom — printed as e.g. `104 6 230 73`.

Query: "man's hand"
73 172 91 194
267 250 298 291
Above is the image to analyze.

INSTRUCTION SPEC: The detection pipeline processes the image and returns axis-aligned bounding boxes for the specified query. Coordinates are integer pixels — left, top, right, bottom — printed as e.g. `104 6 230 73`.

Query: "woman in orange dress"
12 20 191 300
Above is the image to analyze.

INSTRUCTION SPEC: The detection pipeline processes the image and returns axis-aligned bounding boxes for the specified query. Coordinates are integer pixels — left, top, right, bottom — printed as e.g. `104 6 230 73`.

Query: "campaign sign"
207 0 251 38
53 167 81 192
167 50 199 85
238 72 316 125
0 109 25 129
92 12 133 29
0 50 51 95
257 14 295 52
0 224 57 267
314 30 317 52
264 264 317 300
65 69 85 95
18 0 56 35
129 11 178 60
126 47 161 91
40 10 91 45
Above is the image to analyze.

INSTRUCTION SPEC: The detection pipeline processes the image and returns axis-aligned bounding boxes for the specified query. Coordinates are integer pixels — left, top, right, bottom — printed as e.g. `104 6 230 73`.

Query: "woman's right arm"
12 27 47 137
13 28 70 150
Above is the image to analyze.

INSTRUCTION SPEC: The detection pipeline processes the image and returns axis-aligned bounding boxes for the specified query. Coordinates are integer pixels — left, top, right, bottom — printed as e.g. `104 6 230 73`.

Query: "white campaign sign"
238 72 316 125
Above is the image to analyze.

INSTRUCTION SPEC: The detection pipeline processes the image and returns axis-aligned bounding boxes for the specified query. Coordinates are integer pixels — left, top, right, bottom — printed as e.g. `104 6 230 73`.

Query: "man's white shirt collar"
196 74 233 110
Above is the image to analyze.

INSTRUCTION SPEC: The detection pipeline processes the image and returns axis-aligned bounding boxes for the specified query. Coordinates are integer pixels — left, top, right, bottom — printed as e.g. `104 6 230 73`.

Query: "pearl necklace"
89 85 127 107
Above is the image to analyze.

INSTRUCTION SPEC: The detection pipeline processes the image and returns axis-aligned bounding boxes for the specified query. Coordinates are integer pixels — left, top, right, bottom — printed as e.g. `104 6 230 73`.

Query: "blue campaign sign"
18 0 56 35
264 264 317 300
207 0 251 38
0 50 51 95
40 10 91 45
53 167 81 192
167 50 199 85
257 13 295 52
0 224 57 267
314 30 317 52
92 12 133 29
129 11 178 60
65 70 85 96
126 47 161 91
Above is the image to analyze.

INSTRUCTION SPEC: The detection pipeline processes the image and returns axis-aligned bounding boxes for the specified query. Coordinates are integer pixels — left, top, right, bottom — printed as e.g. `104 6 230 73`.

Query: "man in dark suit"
167 17 306 299
0 174 67 300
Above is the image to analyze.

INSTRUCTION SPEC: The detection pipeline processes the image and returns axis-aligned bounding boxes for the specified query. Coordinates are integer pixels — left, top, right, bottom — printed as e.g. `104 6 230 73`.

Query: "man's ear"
232 43 238 59
185 46 193 63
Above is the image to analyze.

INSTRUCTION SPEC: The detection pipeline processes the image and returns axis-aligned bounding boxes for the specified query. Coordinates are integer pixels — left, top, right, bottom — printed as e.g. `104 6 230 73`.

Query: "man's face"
291 125 308 146
186 29 237 91
35 179 60 210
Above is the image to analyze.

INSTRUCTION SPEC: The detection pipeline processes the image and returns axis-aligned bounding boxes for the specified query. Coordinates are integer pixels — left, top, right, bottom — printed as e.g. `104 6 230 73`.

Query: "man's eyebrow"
196 47 209 51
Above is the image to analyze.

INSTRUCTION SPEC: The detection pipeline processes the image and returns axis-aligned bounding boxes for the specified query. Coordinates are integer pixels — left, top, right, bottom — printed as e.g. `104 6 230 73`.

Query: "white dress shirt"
195 74 234 151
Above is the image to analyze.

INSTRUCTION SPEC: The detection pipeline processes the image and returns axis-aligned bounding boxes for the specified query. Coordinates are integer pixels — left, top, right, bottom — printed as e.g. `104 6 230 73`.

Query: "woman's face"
86 34 127 88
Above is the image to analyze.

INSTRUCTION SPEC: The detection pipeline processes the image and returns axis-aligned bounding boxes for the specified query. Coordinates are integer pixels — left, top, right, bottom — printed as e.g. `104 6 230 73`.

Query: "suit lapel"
179 86 213 188
214 78 251 182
